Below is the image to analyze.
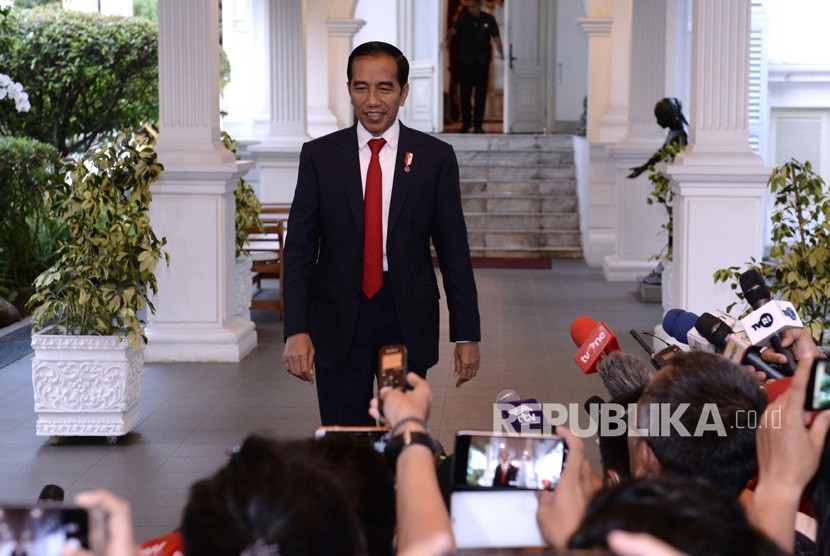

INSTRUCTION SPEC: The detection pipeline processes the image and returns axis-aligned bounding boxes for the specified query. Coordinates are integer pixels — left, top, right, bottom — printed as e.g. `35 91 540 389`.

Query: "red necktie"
363 138 386 298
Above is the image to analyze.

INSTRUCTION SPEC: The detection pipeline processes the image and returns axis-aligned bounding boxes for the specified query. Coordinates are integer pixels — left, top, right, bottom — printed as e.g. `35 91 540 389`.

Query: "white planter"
31 331 143 440
235 254 254 322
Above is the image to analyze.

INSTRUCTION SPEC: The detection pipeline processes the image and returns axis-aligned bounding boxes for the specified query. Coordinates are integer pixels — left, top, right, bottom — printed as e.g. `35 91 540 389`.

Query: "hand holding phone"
805 357 830 411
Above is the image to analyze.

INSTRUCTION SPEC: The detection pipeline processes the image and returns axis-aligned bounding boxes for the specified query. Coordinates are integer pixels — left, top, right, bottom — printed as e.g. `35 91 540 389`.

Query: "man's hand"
536 427 599 550
454 341 481 387
283 333 315 384
65 490 138 556
370 372 432 426
761 328 822 366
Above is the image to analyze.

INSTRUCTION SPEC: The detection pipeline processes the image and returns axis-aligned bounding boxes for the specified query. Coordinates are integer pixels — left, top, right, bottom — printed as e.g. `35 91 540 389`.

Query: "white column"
326 17 366 128
604 0 668 281
146 0 257 362
306 0 340 137
578 0 616 267
248 0 311 203
662 0 769 315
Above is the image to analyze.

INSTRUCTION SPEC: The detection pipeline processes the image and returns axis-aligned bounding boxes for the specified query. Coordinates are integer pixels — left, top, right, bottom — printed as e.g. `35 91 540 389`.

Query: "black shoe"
474 128 484 134
459 126 470 134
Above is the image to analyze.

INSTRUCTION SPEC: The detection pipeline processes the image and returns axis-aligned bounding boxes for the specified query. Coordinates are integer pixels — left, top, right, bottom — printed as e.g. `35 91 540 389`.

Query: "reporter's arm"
749 353 830 552
761 328 822 365
369 374 455 554
64 490 137 556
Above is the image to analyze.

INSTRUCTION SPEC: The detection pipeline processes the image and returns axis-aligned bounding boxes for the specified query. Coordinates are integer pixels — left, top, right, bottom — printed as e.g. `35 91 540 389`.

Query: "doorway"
442 0 549 134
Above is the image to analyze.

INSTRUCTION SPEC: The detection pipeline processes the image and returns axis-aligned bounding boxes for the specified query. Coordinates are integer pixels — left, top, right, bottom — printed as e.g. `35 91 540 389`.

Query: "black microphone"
629 329 682 370
694 312 785 380
739 269 797 373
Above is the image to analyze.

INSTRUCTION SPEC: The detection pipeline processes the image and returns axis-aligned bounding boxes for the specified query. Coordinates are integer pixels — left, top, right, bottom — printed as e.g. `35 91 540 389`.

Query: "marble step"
459 164 575 181
455 149 573 167
462 194 577 214
460 179 576 195
465 212 579 230
467 229 582 249
438 133 574 152
468 245 583 259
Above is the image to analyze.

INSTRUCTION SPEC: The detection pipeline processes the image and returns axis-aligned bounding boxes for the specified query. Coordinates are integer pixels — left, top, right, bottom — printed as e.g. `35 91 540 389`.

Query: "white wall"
352 0 398 47
554 0 588 124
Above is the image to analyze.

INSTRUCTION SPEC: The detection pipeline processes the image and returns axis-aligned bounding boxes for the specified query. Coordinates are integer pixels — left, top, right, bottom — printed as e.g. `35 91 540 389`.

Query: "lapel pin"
404 152 413 172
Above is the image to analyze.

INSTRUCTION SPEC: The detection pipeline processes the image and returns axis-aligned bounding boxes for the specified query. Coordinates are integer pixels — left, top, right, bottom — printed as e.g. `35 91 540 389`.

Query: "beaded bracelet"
390 416 429 438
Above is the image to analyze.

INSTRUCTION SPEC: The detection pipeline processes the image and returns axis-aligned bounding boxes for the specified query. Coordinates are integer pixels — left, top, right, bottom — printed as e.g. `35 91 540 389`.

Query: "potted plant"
27 130 167 442
714 159 830 343
221 132 264 322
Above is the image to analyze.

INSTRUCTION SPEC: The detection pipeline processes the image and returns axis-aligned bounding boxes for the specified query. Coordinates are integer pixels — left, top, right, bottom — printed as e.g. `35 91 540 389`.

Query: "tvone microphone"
694 312 786 380
570 316 621 374
739 269 798 373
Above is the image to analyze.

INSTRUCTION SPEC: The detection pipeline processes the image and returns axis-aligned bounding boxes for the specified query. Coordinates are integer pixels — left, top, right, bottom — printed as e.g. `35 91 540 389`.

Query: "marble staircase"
437 133 582 259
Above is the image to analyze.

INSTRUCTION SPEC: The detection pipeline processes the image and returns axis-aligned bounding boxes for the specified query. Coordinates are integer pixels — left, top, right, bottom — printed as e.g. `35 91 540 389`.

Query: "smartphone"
0 504 107 555
805 358 830 411
377 344 407 391
452 430 567 491
314 426 391 453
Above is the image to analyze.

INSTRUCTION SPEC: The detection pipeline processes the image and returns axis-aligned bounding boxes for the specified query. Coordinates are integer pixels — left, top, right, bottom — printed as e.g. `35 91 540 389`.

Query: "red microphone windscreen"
571 316 599 346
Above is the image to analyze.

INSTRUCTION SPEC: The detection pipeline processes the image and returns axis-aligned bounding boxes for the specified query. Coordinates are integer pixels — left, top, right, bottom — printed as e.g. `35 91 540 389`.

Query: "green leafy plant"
0 7 158 155
28 131 169 348
0 136 64 312
221 132 264 257
645 142 684 261
714 159 830 343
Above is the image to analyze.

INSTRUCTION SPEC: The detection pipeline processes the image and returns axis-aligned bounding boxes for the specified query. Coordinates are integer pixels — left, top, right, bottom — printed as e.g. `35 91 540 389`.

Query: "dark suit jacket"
493 463 519 486
283 123 481 371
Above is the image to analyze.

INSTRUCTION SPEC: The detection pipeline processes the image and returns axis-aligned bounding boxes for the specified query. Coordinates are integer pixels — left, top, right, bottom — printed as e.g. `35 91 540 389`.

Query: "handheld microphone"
570 316 621 374
663 308 739 353
629 329 682 370
739 269 798 373
495 390 542 433
694 312 786 380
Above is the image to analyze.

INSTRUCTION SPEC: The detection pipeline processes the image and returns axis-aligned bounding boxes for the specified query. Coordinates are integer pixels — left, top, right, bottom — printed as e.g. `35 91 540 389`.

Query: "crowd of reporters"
34 324 830 555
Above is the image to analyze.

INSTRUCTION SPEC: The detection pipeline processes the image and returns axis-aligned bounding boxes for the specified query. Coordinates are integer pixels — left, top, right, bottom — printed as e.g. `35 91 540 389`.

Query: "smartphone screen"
806 358 830 411
314 426 391 453
0 505 105 555
452 431 567 491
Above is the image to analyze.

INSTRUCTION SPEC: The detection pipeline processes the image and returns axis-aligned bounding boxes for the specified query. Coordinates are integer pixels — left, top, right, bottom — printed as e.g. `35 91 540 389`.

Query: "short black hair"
569 476 785 556
638 351 767 495
347 41 409 88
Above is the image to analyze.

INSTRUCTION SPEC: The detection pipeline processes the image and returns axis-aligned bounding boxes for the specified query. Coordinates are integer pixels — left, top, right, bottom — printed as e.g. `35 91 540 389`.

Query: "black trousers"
459 62 490 130
315 275 425 426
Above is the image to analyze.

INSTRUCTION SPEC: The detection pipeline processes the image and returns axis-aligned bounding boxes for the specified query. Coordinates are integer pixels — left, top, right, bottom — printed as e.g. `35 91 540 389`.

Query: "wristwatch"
384 429 438 470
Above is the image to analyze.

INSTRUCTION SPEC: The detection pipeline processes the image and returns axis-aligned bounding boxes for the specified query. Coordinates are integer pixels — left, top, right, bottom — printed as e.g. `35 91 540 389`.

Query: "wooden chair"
244 203 290 319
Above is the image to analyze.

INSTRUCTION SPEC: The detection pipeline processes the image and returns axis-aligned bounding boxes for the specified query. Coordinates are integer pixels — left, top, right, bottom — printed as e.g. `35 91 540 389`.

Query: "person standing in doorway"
442 0 504 133
282 42 482 426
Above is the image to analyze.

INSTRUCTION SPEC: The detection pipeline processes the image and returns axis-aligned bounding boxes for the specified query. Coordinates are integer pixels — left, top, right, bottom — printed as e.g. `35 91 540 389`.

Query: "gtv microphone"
739 269 801 374
570 316 621 374
495 390 542 433
694 312 786 380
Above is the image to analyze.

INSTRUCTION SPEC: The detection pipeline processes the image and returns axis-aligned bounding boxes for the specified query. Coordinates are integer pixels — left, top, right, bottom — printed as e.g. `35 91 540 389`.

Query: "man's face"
466 0 482 16
348 54 409 137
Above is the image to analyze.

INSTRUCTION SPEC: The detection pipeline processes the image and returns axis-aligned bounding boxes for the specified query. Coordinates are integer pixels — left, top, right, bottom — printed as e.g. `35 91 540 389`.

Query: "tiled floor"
0 260 663 543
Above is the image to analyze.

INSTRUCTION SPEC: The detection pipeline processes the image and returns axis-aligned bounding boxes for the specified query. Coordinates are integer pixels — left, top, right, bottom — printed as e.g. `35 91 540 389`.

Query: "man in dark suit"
493 448 518 487
282 42 481 426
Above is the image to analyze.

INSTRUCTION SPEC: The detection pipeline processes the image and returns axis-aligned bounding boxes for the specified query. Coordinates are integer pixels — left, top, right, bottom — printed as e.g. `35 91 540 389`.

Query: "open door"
503 0 546 133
